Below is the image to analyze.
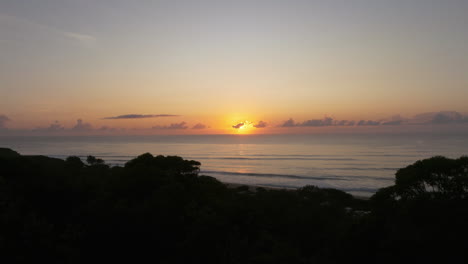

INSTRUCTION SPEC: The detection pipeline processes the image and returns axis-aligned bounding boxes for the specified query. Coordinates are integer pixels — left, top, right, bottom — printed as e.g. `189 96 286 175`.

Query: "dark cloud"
103 114 179 119
278 116 402 128
380 115 405 126
153 122 188 129
192 123 207 129
99 126 120 132
431 111 465 124
72 119 92 131
254 121 267 128
280 117 338 127
46 121 65 131
0 115 10 129
411 111 468 125
300 117 333 127
232 123 244 129
280 118 296 127
335 120 348 126
357 120 380 126
381 120 403 125
32 121 66 132
334 120 356 126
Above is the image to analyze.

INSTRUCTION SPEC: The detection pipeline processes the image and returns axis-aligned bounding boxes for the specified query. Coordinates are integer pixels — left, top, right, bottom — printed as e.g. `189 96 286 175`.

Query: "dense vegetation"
1 148 467 263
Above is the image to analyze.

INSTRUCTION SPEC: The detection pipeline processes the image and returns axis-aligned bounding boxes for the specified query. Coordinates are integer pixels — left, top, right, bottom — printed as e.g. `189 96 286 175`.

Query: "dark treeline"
1 147 468 263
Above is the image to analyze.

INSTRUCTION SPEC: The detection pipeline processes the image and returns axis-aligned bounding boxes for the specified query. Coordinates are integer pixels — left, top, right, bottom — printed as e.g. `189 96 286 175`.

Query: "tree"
373 156 468 202
86 155 104 165
65 156 85 177
124 153 200 175
65 156 85 168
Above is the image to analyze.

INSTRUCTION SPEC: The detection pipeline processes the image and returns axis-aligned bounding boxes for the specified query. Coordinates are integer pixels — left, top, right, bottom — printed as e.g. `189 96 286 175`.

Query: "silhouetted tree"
373 156 468 201
65 156 85 168
368 156 468 264
125 153 200 175
4 147 468 264
0 148 20 158
86 155 104 165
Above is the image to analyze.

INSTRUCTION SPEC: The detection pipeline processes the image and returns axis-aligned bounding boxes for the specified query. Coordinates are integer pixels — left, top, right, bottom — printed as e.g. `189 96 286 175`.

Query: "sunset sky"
1 0 468 134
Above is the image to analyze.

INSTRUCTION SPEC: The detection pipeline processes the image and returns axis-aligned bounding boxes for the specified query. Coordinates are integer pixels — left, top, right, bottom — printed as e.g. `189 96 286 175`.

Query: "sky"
1 0 468 135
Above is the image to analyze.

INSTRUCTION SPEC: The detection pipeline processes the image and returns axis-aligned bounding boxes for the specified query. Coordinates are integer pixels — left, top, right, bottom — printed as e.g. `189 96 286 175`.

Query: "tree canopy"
1 148 468 263
373 156 468 201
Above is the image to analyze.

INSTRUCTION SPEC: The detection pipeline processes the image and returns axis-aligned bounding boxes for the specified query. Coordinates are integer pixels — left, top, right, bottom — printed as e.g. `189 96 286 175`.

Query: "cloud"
379 115 405 126
335 120 348 126
280 117 336 127
63 32 96 47
192 123 207 129
46 121 65 131
72 119 92 131
431 111 466 124
279 117 386 127
100 126 116 132
357 120 381 126
32 121 66 132
381 120 403 125
0 115 10 129
277 112 468 129
232 123 244 129
153 122 188 129
0 14 96 48
280 118 296 127
254 121 268 128
300 117 334 127
103 114 180 120
411 111 468 125
334 120 356 126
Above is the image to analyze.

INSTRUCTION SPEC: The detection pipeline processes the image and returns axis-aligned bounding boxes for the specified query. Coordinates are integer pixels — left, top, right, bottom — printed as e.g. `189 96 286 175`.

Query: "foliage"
367 156 468 263
86 155 104 165
0 147 20 158
1 148 468 263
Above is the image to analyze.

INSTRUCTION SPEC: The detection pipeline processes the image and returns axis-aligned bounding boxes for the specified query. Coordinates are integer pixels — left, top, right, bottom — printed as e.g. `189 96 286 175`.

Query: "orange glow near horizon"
233 120 253 134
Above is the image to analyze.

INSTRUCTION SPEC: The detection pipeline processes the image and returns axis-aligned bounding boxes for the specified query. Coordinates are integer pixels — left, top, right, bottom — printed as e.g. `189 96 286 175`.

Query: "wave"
321 167 398 171
49 155 399 174
50 153 416 162
51 155 135 159
191 157 357 161
253 183 379 194
51 155 359 162
201 170 393 182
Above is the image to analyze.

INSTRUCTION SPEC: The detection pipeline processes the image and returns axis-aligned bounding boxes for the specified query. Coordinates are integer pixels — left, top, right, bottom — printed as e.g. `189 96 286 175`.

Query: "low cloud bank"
33 119 91 133
279 111 468 128
280 118 339 127
103 114 179 119
0 115 10 130
72 119 92 131
45 121 65 131
254 121 268 128
153 122 188 130
2 111 468 136
192 123 207 129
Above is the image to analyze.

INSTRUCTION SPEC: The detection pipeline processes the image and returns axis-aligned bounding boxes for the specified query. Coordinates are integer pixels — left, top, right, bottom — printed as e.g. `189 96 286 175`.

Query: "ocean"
1 133 467 197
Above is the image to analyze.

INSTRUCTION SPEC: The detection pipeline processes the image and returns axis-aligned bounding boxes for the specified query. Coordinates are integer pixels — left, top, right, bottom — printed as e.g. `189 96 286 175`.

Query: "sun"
232 120 253 134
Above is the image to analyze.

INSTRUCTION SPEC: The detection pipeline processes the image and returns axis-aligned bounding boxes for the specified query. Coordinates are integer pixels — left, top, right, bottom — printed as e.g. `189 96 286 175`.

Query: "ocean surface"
1 134 467 197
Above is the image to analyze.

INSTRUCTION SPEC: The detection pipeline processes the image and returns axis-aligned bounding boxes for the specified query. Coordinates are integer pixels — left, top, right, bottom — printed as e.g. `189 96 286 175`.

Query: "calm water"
1 134 467 197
